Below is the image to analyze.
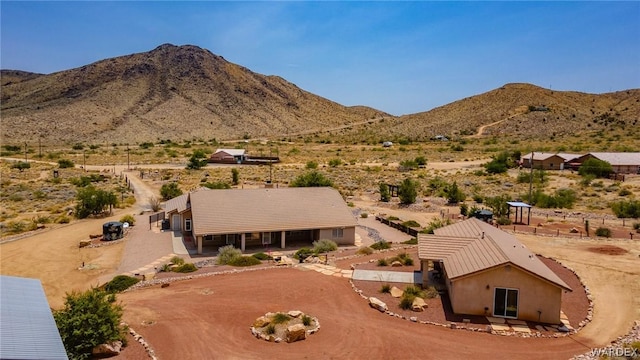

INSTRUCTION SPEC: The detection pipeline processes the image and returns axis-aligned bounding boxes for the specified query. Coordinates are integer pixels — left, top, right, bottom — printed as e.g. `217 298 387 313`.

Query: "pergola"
506 201 532 225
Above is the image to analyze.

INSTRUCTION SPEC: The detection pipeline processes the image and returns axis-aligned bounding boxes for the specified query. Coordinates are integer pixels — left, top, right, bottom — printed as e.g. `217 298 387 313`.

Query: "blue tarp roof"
506 201 532 208
0 275 68 360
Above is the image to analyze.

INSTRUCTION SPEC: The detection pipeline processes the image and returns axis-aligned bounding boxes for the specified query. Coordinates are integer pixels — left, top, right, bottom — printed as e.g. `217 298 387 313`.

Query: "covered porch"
194 229 320 255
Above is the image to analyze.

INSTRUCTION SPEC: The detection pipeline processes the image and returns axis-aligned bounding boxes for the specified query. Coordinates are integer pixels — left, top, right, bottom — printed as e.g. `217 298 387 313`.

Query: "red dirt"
586 245 629 255
117 268 594 360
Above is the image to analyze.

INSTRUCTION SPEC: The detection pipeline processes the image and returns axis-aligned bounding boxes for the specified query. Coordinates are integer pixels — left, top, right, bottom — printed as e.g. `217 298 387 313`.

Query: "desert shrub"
445 181 465 204
58 159 75 168
618 188 632 197
252 252 272 260
228 256 261 267
398 177 419 204
160 182 183 200
305 160 318 169
403 285 426 299
159 264 172 272
289 170 334 187
370 240 391 250
312 239 337 253
11 161 31 172
272 313 291 324
460 203 469 217
579 158 613 178
580 174 596 187
265 324 276 335
104 275 140 293
377 258 389 266
119 214 135 226
171 256 185 265
423 286 439 299
56 215 71 224
380 284 391 293
294 247 315 260
399 295 414 310
379 183 391 202
610 199 640 218
423 218 452 234
302 315 312 326
495 217 512 225
595 227 611 238
186 149 209 170
402 238 418 245
634 223 640 232
174 263 198 273
473 194 484 203
217 245 242 265
399 159 418 171
387 216 400 221
6 221 27 234
53 288 126 359
402 220 421 228
149 197 162 212
357 246 374 255
328 158 342 167
75 186 117 219
361 212 369 218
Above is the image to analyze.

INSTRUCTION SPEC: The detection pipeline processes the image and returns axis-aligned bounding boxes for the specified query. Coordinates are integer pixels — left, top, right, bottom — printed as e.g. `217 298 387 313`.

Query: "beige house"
570 152 640 174
419 218 571 324
520 152 580 170
209 149 246 163
165 187 357 254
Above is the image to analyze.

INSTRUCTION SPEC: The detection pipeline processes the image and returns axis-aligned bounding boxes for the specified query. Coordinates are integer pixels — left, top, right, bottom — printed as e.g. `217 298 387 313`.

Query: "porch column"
281 231 286 249
241 233 246 252
197 236 203 255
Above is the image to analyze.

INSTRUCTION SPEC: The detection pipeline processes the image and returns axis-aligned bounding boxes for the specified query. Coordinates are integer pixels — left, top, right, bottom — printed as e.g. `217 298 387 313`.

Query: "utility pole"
126 146 130 170
83 150 86 172
528 151 534 202
38 138 42 158
24 142 28 162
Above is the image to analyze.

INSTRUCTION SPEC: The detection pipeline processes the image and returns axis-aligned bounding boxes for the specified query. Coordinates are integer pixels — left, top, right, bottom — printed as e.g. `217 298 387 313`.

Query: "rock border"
250 311 320 343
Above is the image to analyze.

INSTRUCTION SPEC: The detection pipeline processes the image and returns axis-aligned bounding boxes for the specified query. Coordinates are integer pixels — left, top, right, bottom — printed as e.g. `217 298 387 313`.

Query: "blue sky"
1 1 639 115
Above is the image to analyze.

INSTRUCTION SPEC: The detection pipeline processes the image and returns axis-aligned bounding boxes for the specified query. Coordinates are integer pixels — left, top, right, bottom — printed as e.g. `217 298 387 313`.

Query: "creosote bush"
105 275 140 293
228 256 261 267
312 239 338 253
217 245 242 265
595 227 612 238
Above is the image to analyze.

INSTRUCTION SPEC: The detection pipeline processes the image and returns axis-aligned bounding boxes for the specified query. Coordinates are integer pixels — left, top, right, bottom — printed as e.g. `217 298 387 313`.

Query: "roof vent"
481 232 485 239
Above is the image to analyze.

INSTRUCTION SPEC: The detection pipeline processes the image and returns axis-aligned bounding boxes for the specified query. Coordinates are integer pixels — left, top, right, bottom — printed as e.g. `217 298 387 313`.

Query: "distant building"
382 141 393 147
209 149 246 164
520 152 581 170
569 152 640 174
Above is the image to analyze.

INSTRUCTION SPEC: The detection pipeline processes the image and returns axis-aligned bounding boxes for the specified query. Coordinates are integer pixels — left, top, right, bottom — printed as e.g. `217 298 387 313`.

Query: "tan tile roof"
418 218 571 291
190 187 357 235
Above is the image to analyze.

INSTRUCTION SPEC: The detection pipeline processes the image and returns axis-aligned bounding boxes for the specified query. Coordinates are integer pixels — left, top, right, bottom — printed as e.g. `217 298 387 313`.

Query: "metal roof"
164 192 190 214
418 218 571 291
190 187 357 235
521 152 582 161
0 275 68 360
214 149 246 156
586 152 640 166
506 201 532 208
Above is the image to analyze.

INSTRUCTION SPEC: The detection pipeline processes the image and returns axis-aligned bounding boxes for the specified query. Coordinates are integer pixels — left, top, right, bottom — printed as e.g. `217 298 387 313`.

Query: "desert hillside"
360 83 640 141
1 44 387 144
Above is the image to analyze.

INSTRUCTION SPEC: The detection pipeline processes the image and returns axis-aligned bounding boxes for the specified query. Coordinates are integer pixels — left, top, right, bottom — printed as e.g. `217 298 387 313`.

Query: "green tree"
75 186 117 219
610 199 640 218
484 151 518 174
53 288 126 360
186 149 209 170
160 182 183 200
379 183 391 202
484 194 511 218
289 171 334 187
58 159 75 168
11 161 31 172
231 168 240 185
446 181 466 204
398 178 419 205
578 158 613 178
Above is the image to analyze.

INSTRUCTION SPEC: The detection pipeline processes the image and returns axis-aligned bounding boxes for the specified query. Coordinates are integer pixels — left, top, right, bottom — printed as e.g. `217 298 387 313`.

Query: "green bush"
422 218 452 234
305 161 318 169
58 159 75 168
104 275 140 293
312 239 337 253
380 284 391 293
402 238 418 245
387 216 400 221
160 182 183 200
618 188 632 197
289 170 334 187
265 324 276 335
171 256 185 265
360 212 369 218
370 240 391 250
595 227 611 238
633 223 640 232
272 312 291 324
423 286 439 299
403 285 425 298
495 217 512 225
302 315 312 326
119 214 135 226
379 183 391 202
356 246 374 255
174 263 198 273
53 289 126 359
399 294 415 310
610 199 640 218
11 161 31 172
252 252 272 260
377 258 389 266
398 177 419 204
328 158 342 167
402 220 421 228
228 256 261 267
217 245 242 265
579 158 613 178
294 247 315 260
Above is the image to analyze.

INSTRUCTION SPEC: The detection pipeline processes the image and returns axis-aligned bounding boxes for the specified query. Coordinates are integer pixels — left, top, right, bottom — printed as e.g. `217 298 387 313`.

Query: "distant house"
569 152 640 174
209 149 246 164
165 187 357 254
520 152 581 170
0 276 68 360
418 218 571 324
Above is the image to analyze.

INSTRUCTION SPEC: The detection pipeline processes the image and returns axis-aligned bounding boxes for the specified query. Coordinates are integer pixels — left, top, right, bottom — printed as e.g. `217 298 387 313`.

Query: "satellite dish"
123 222 130 228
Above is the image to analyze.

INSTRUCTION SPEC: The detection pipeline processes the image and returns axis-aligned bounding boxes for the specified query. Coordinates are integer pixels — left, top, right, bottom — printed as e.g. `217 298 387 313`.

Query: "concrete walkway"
171 231 194 255
351 269 421 284
298 263 354 279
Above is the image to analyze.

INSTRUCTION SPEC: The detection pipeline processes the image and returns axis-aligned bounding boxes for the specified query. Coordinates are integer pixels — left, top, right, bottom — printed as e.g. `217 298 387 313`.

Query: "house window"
262 232 272 245
184 219 192 232
494 288 519 318
549 163 554 168
332 228 344 238
226 234 235 245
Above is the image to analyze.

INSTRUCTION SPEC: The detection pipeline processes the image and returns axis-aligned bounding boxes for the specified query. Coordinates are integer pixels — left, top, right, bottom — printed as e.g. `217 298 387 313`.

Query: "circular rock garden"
250 310 320 343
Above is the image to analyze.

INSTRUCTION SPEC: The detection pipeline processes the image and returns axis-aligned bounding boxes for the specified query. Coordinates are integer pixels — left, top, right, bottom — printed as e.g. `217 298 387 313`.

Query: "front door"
494 288 519 318
172 214 181 231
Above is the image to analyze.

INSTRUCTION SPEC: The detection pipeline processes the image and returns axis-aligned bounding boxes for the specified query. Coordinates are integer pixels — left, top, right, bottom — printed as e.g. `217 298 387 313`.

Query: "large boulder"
92 341 122 357
368 297 388 312
412 297 427 312
286 323 307 343
390 286 403 298
253 316 271 328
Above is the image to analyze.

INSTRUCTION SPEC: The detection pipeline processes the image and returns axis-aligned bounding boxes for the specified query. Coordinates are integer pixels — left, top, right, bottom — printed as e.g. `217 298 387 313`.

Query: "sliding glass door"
494 288 519 318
